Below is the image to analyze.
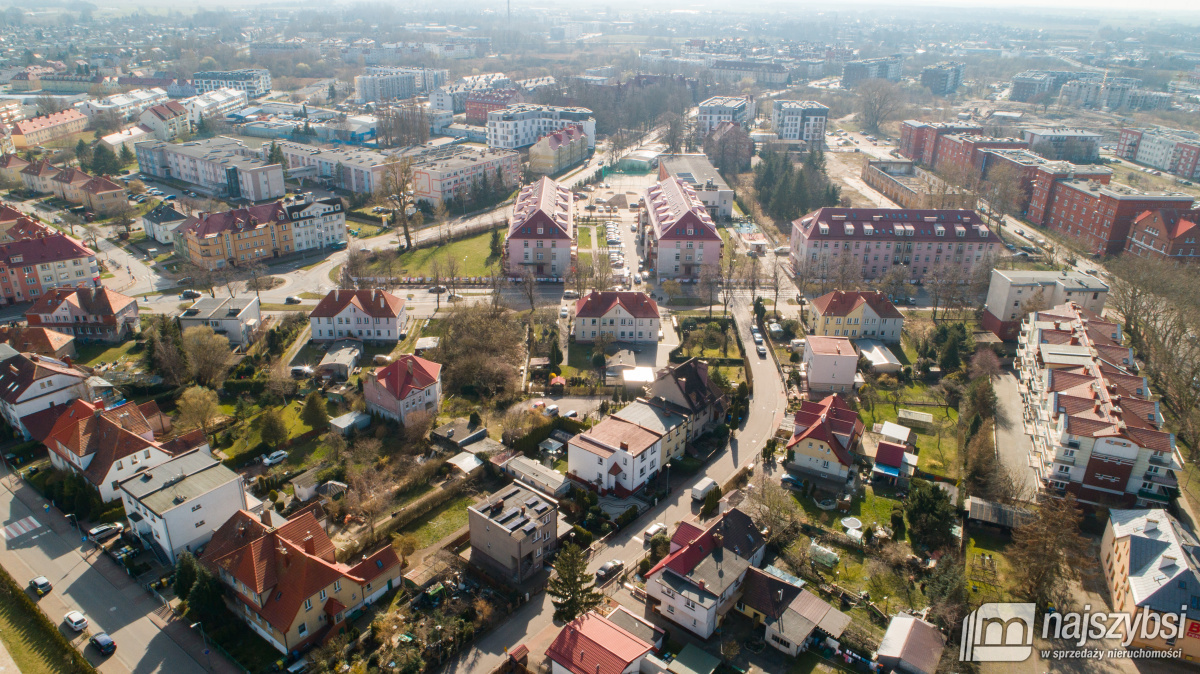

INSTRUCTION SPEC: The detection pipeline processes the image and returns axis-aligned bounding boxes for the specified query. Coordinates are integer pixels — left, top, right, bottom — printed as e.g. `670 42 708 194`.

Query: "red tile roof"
179 202 287 239
143 101 188 121
545 612 652 674
81 175 124 195
3 326 73 355
811 290 903 320
370 354 441 401
20 159 60 178
644 177 720 241
52 167 91 186
309 289 404 319
19 402 70 443
0 234 93 268
509 177 573 240
874 441 909 469
0 155 29 171
28 287 136 318
670 521 704 549
787 394 862 467
13 109 85 136
575 291 659 319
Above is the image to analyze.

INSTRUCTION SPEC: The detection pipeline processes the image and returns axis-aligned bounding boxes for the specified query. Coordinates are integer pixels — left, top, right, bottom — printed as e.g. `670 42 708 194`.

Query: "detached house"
786 394 864 483
81 176 126 215
0 352 90 440
643 358 727 454
44 398 211 501
807 290 904 342
26 287 139 343
200 508 402 653
573 291 660 344
363 354 442 424
138 102 192 141
545 611 654 674
568 415 663 496
50 167 91 204
20 159 59 193
308 289 405 343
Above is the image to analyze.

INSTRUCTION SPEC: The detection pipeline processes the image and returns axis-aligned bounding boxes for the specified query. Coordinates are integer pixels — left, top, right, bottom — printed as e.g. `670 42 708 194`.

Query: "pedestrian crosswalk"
2 516 41 540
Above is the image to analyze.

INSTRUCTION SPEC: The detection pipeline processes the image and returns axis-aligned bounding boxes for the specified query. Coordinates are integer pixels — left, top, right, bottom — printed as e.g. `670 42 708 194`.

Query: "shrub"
615 506 640 528
638 559 652 576
571 525 594 548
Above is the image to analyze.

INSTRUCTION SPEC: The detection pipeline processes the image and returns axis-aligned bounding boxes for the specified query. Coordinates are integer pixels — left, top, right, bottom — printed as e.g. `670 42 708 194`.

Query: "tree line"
751 146 840 224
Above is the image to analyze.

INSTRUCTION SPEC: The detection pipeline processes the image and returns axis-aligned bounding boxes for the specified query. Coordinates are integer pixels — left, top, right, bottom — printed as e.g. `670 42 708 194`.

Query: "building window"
304 599 312 611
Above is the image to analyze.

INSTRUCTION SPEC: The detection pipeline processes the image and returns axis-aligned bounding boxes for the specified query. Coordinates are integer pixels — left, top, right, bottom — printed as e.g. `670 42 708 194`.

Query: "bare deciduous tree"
181 326 231 388
857 79 902 133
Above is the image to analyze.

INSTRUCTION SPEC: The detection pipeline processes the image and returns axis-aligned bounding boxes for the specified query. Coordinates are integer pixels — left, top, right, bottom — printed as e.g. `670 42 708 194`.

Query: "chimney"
713 532 724 549
302 534 315 555
620 442 629 451
698 580 706 591
260 508 273 526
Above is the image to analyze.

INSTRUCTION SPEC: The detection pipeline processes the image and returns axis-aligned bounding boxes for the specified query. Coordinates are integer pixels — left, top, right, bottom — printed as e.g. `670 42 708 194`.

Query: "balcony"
1144 471 1178 487
1138 488 1172 504
1148 454 1173 467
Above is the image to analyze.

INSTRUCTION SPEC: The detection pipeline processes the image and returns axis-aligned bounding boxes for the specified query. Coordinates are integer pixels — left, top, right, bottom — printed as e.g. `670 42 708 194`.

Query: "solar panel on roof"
522 521 537 534
534 503 549 514
508 516 529 531
525 496 540 508
496 507 519 523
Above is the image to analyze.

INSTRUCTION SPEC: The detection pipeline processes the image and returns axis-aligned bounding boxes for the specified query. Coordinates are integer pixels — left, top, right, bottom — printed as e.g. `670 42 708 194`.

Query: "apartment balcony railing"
1138 488 1172 503
1148 454 1174 467
1145 471 1178 487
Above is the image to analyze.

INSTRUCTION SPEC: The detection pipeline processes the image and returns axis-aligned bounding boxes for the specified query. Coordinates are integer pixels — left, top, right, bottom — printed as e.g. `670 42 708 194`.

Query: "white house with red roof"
786 394 864 482
567 415 662 496
807 290 905 343
803 335 859 393
641 177 723 280
572 291 660 344
200 508 402 653
26 287 139 343
44 398 210 501
0 352 91 440
545 611 653 674
363 354 442 423
308 289 405 343
505 176 574 278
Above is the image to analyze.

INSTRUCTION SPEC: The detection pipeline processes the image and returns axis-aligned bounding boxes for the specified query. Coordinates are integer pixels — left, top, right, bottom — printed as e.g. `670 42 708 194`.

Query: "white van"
691 477 718 501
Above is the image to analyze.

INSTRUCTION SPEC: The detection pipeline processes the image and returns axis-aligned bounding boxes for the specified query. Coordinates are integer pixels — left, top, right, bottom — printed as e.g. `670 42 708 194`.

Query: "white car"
559 306 569 318
643 522 667 542
64 611 88 632
262 450 289 466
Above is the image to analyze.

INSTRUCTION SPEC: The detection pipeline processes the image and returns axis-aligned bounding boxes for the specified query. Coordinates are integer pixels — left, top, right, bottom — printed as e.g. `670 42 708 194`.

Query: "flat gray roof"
120 451 240 515
659 154 729 191
181 296 257 320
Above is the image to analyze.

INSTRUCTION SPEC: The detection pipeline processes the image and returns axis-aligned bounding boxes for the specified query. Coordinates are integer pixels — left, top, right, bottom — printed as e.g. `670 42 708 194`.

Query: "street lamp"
190 622 213 671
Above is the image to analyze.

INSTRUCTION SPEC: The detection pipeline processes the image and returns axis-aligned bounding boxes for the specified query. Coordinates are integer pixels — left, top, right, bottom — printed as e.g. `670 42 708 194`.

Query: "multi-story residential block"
641 358 726 461
573 291 660 344
1027 178 1194 256
142 203 188 246
12 73 118 95
467 482 559 584
81 175 127 215
657 154 734 221
267 141 387 195
1099 510 1200 663
786 393 863 481
0 234 101 303
178 296 261 346
119 449 246 563
897 120 983 165
1116 128 1200 181
487 104 596 150
1024 128 1102 163
0 352 90 440
363 354 442 424
1058 79 1170 112
806 290 903 342
26 287 139 343
81 88 168 120
411 145 520 207
505 176 574 277
192 69 271 97
528 125 588 175
841 55 903 88
0 154 28 184
308 289 406 343
545 612 654 674
920 62 965 95
789 208 1001 283
608 398 689 472
1017 302 1180 507
1125 208 1200 263
464 88 523 125
982 269 1108 341
696 96 754 136
99 125 154 155
975 148 1112 214
353 71 416 104
642 177 723 280
50 167 90 204
180 88 249 124
1009 70 1087 102
708 61 789 85
568 414 663 496
930 133 1027 178
45 398 210 501
200 508 402 653
177 195 346 269
802 337 860 395
361 66 447 93
859 159 974 210
771 100 828 142
138 102 192 141
0 99 25 127
11 110 87 149
136 137 284 201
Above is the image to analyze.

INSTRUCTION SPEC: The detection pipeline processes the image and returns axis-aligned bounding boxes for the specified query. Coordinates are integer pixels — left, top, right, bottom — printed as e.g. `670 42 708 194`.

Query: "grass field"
400 493 477 548
75 340 141 368
364 231 499 278
577 225 592 249
869 403 960 479
965 528 1019 605
794 483 904 533
0 588 80 674
224 403 326 465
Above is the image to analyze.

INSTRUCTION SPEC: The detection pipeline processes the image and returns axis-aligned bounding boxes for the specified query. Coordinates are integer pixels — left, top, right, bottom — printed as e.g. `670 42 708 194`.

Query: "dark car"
89 632 116 656
595 560 624 583
181 289 202 299
285 296 302 304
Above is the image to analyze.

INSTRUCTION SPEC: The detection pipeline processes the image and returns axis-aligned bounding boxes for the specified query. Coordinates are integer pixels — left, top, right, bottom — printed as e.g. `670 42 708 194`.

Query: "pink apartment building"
641 177 723 280
505 176 574 278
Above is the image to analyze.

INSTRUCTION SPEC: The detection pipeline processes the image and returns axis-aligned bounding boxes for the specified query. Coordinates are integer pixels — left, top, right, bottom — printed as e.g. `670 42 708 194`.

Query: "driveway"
994 370 1037 498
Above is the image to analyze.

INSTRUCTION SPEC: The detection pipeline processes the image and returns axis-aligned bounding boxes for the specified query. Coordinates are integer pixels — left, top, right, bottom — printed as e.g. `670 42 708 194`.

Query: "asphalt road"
0 466 207 674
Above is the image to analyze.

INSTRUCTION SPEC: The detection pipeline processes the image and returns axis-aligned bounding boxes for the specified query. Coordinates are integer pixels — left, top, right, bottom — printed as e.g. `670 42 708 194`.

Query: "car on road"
447 292 464 301
89 633 116 656
1014 228 1025 236
559 306 569 318
428 285 447 293
630 224 637 232
262 450 289 466
564 410 578 418
1019 245 1035 253
595 560 624 583
285 296 302 304
64 611 88 632
181 289 202 299
88 523 123 542
29 576 52 596
563 290 579 299
756 344 767 357
752 333 764 345
643 523 667 542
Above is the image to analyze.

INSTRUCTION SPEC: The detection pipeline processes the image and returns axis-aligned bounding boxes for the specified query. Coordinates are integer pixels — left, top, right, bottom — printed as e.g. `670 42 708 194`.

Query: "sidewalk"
0 637 16 674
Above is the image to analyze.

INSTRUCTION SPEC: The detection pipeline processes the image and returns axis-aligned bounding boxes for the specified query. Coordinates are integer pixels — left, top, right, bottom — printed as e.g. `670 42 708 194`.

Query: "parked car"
29 576 51 596
643 523 667 542
756 344 767 357
89 633 116 656
543 404 559 417
428 285 447 293
781 475 804 490
563 290 579 299
290 365 313 378
285 296 302 304
88 523 123 542
559 306 569 318
752 333 764 345
262 450 289 466
595 560 624 583
64 611 88 632
181 289 202 299
564 410 578 418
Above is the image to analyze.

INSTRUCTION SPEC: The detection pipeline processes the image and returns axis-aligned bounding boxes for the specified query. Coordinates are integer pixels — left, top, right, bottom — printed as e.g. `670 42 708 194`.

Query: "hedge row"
222 379 267 395
0 563 95 674
336 473 464 563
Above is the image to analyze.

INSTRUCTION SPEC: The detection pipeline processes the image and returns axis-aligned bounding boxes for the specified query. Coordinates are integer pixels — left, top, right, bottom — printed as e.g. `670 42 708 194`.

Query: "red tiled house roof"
309 289 404 319
786 394 863 467
810 289 903 319
371 354 441 400
574 291 659 319
545 612 652 674
508 176 573 240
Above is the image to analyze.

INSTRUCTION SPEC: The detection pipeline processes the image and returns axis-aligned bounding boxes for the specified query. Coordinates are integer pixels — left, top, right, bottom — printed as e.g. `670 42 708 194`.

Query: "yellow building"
180 202 290 270
11 110 88 149
528 125 588 175
806 289 905 343
784 394 863 482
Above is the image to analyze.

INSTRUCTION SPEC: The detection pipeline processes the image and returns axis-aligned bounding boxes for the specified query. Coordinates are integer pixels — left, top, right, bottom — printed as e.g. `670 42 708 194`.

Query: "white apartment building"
80 88 168 120
571 291 661 344
119 450 248 563
803 336 858 393
568 415 662 496
354 71 417 103
178 296 262 346
982 269 1109 341
411 145 520 206
487 104 596 150
136 137 284 202
363 66 447 93
192 69 272 97
696 96 754 136
308 289 406 342
181 88 249 124
771 100 828 142
283 195 348 252
266 141 387 195
138 102 191 142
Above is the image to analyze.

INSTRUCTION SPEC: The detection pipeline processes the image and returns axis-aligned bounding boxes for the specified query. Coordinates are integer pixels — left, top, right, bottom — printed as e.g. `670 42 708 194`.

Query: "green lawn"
364 230 500 278
399 493 477 548
224 403 326 465
577 225 592 249
564 342 598 378
578 251 593 269
75 340 142 368
868 403 960 479
0 586 82 674
794 483 904 533
966 529 1019 605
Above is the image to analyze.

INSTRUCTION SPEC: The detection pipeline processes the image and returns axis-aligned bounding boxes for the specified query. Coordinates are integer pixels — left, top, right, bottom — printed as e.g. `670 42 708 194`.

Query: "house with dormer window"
641 177 723 280
308 289 405 343
505 176 573 278
572 291 660 344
